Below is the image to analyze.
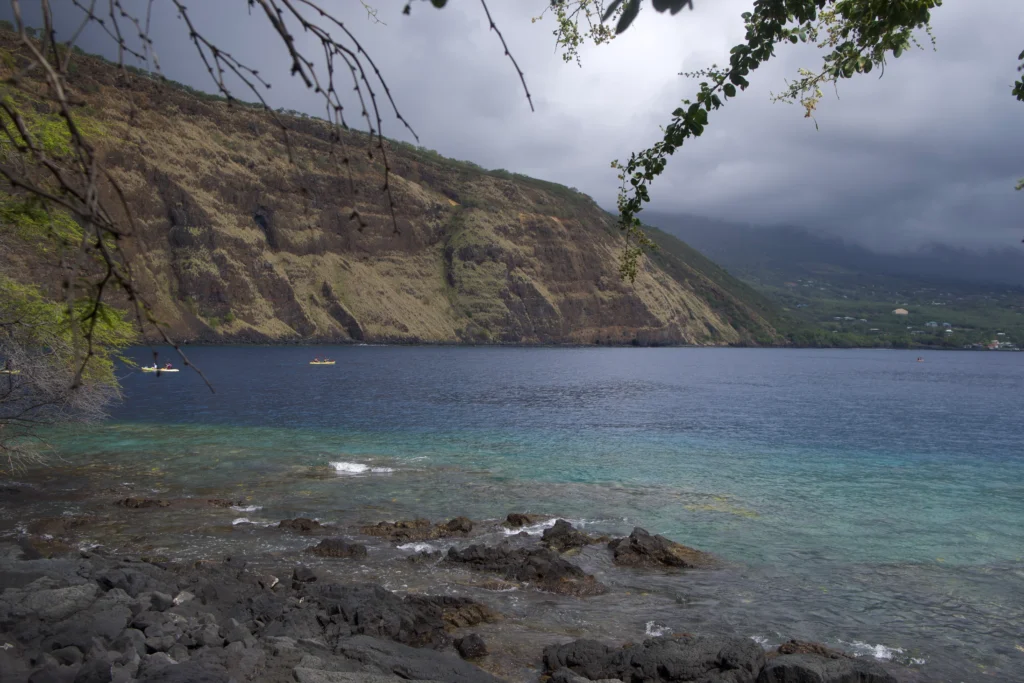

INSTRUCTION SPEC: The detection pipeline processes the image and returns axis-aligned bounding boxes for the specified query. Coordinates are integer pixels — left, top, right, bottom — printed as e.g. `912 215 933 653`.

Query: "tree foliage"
0 275 133 471
539 0 1020 275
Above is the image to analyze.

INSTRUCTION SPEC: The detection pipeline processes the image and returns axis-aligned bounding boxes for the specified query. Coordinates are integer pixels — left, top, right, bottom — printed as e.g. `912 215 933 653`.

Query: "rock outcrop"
608 527 717 569
542 519 599 554
358 518 473 543
543 635 767 683
446 543 606 597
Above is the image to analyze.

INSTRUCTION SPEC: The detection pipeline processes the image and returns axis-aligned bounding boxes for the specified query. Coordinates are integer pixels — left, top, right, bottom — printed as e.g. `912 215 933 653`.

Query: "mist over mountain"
641 212 1024 290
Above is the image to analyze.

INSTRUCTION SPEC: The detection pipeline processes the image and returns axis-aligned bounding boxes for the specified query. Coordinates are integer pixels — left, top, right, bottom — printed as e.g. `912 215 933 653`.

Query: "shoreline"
1 479 927 683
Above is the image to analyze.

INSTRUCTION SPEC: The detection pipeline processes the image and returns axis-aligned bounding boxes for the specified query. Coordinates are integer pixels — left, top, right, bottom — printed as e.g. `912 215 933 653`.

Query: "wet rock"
17 583 99 622
136 652 176 679
74 657 114 683
543 634 766 683
358 517 473 542
335 634 503 683
454 633 488 660
28 662 80 683
772 640 850 660
292 565 321 583
145 635 176 653
757 654 898 683
171 591 193 606
27 518 90 538
97 568 153 597
444 517 474 534
136 660 229 682
407 551 442 564
446 543 607 597
51 647 84 667
279 518 322 532
221 619 250 644
116 498 170 509
504 513 546 529
549 668 624 683
542 520 596 553
404 595 500 630
306 539 368 559
607 527 717 569
111 629 146 658
149 592 174 612
315 583 484 648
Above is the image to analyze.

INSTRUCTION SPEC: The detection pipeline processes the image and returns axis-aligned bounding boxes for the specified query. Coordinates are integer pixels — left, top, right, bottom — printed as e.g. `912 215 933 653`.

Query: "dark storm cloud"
15 1 1024 251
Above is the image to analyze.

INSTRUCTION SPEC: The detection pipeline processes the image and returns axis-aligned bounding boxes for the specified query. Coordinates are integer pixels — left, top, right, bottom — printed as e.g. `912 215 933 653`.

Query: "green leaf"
601 0 624 22
723 83 736 97
430 0 447 7
615 0 641 34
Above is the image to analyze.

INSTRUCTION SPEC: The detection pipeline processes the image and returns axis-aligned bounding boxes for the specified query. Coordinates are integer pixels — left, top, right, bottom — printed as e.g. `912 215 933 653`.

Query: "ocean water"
23 347 1024 680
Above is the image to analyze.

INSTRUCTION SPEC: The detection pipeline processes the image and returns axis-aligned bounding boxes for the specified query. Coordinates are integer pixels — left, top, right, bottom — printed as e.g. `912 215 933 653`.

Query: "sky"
14 0 1024 252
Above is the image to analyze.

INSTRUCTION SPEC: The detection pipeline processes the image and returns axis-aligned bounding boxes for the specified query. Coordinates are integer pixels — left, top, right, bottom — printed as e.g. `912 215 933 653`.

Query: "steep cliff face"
3 41 782 346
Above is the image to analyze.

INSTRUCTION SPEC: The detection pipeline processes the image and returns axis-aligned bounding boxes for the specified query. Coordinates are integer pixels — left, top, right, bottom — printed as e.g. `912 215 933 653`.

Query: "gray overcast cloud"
23 1 1024 251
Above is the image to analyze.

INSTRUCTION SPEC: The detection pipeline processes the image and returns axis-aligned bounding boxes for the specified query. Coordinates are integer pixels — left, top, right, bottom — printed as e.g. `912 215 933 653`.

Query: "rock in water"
279 518 322 532
504 513 546 529
757 654 898 683
607 527 717 569
542 520 596 553
358 517 474 542
544 634 766 683
305 539 368 559
446 543 606 597
772 640 850 660
454 633 488 660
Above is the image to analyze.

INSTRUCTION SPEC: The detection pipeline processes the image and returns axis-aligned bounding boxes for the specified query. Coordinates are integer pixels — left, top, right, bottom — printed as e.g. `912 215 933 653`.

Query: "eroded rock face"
358 517 473 542
607 527 717 569
305 539 368 559
543 635 767 683
446 543 607 597
542 520 597 554
757 654 899 683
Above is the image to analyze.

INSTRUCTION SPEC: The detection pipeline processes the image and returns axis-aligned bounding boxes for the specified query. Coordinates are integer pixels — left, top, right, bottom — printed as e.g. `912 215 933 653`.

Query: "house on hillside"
926 321 939 328
893 308 909 315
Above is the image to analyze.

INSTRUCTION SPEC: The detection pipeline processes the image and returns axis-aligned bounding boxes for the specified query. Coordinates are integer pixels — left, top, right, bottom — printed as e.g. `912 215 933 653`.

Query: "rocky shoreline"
0 497 925 683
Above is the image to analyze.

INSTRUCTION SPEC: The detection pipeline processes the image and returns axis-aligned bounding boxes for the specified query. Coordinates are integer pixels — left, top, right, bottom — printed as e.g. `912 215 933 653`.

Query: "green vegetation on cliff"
0 31 784 348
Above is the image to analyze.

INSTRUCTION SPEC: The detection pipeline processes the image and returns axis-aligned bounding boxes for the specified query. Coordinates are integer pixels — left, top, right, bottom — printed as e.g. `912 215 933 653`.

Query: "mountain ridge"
0 33 784 347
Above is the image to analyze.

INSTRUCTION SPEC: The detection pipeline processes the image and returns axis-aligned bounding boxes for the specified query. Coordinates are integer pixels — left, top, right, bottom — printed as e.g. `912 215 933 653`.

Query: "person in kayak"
164 362 173 369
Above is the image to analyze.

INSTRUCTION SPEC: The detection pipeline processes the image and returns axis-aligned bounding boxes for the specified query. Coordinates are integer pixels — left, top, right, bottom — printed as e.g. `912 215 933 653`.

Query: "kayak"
0 370 19 375
141 367 179 373
310 361 336 365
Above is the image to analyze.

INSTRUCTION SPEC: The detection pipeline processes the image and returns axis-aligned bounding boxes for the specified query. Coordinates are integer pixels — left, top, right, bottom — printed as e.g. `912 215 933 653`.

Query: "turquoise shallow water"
22 346 1024 680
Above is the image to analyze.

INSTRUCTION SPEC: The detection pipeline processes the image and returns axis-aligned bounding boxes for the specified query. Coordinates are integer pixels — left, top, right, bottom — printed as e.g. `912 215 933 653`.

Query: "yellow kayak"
0 370 20 375
141 366 179 373
310 361 336 365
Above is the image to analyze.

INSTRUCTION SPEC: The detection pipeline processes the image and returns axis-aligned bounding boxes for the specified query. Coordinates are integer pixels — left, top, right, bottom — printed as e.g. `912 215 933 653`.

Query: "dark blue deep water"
40 347 1024 680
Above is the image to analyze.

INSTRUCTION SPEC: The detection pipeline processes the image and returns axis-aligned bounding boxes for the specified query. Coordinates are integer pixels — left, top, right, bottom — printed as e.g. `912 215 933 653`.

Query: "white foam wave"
232 517 252 526
397 542 436 553
841 640 922 664
645 621 672 637
502 517 594 537
750 635 770 647
231 505 263 513
330 461 395 474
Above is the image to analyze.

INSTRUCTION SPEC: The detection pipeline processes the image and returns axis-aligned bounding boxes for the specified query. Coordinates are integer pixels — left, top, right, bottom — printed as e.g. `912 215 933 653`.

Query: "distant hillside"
641 212 1024 289
642 212 1024 348
0 33 784 347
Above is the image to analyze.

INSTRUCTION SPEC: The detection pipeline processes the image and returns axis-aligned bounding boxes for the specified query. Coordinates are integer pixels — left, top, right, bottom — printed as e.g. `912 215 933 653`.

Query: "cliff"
0 36 782 346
